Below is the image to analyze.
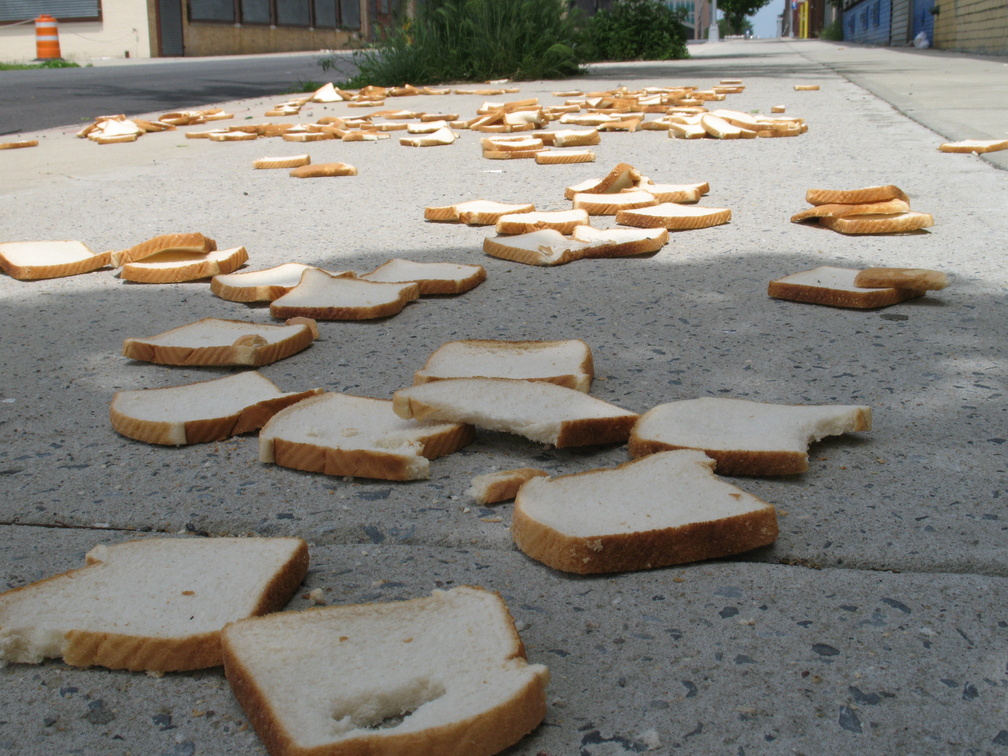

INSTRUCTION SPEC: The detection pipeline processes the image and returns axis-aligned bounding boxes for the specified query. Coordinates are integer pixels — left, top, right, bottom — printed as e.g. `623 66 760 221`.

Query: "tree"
717 0 771 35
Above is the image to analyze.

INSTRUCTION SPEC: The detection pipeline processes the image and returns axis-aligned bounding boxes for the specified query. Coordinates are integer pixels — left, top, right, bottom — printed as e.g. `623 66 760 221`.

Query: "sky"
750 0 784 37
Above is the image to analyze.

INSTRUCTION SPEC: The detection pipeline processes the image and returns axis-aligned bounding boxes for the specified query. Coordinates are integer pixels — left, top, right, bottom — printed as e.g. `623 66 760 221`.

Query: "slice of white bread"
616 203 731 230
110 371 322 446
413 339 594 392
805 185 908 206
572 225 669 257
549 128 600 147
112 232 216 267
259 392 473 481
790 198 911 223
768 266 925 309
289 162 357 178
818 211 933 235
854 267 948 290
221 586 549 756
0 240 111 280
939 139 1008 154
467 468 549 504
399 126 458 147
360 258 487 295
512 450 778 574
253 154 311 169
628 397 871 475
121 317 317 367
0 536 308 671
534 149 595 165
483 229 590 266
269 268 420 321
119 246 248 284
572 190 658 216
635 181 708 203
211 264 346 303
424 200 537 224
700 113 757 139
563 163 642 200
495 209 590 235
392 378 638 448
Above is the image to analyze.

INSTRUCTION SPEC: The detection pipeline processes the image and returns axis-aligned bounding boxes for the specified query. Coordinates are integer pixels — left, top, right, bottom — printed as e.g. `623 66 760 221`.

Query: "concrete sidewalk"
1 39 1007 754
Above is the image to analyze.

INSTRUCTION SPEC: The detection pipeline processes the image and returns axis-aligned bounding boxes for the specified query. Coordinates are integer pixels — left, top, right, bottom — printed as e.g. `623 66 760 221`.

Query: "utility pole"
709 0 720 40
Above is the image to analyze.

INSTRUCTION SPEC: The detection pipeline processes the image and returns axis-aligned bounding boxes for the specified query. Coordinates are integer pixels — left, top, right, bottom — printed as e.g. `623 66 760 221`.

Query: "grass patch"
0 59 82 70
327 0 587 87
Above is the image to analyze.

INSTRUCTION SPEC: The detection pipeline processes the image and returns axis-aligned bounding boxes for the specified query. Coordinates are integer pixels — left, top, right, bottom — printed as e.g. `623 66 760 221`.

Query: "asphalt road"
0 51 358 136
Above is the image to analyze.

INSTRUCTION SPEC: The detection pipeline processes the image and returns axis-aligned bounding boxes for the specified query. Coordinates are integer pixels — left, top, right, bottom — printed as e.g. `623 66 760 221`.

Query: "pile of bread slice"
769 265 949 309
111 338 872 581
426 163 732 266
0 232 245 283
790 184 933 235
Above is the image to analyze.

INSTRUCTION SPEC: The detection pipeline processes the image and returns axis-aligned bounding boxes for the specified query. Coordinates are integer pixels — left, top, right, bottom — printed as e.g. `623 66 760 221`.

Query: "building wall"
890 0 911 44
0 0 152 61
843 0 892 44
0 0 366 58
182 21 355 55
933 0 1008 55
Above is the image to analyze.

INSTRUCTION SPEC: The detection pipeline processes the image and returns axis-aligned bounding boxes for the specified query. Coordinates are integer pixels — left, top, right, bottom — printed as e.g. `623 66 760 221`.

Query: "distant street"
0 51 358 135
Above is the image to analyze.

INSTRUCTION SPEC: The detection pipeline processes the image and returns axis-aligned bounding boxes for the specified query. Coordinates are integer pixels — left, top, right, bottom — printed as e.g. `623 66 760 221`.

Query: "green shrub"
819 18 843 40
332 0 587 87
587 0 689 61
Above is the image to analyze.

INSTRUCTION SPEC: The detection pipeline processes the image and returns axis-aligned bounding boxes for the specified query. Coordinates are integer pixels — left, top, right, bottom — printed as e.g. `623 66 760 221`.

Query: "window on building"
0 0 101 23
190 0 235 22
189 0 359 27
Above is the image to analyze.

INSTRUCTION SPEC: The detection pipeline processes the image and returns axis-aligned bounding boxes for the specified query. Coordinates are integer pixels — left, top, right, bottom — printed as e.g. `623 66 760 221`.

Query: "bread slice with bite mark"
629 397 871 475
0 536 308 671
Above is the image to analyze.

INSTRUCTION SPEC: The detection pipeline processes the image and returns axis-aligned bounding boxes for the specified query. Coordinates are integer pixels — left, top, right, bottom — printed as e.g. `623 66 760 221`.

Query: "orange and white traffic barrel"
35 15 61 60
